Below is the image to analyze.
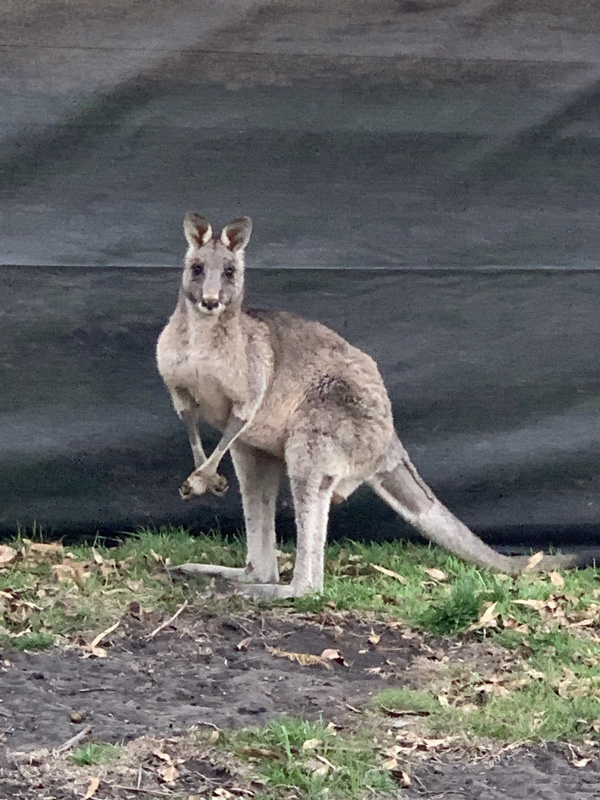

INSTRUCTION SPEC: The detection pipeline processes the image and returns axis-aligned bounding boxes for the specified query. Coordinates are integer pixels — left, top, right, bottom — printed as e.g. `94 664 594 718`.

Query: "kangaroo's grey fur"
156 213 597 598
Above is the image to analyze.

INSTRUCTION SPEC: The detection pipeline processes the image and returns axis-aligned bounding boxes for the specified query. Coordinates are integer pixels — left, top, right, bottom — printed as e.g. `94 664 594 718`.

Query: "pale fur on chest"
158 319 250 429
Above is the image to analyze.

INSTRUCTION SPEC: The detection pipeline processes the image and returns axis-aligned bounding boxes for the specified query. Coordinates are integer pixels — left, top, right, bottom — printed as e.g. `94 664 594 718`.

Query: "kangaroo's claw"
179 469 228 500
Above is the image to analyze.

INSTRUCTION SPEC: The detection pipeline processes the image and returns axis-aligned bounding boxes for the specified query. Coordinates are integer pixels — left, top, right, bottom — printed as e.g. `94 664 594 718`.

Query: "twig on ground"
145 601 189 641
107 786 174 797
53 725 92 755
136 764 143 789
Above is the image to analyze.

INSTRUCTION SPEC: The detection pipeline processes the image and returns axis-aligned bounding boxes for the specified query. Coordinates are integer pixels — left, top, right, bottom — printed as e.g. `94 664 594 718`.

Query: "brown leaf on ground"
468 601 498 631
0 545 18 566
83 620 120 658
302 738 322 751
52 561 93 585
265 645 333 670
159 764 179 783
21 540 65 565
503 615 529 634
153 749 174 764
523 551 545 572
82 776 100 799
320 648 349 667
572 757 592 768
304 756 331 777
514 595 568 625
422 568 448 582
555 669 595 700
371 564 408 584
368 629 381 646
549 571 565 588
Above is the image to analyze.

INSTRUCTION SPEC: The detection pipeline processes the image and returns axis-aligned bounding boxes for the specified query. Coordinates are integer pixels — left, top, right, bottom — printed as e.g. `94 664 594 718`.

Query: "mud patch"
405 746 600 800
1 610 599 799
1 611 416 752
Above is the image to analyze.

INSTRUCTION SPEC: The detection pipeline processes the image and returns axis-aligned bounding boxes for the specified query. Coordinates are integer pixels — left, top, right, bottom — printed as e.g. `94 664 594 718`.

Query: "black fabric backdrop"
1 1 600 545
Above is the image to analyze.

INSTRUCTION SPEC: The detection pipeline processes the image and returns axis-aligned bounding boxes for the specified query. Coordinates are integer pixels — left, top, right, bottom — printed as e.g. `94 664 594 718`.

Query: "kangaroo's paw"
235 582 312 600
172 563 280 586
171 563 247 580
179 469 229 500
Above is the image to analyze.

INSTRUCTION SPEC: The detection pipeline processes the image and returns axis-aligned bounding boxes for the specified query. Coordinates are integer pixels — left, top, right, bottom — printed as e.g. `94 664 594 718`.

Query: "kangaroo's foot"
171 563 247 580
235 581 313 599
179 468 229 500
171 562 279 584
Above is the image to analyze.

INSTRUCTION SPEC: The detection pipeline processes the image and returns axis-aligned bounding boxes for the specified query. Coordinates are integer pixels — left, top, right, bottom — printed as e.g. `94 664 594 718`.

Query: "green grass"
2 527 600 750
220 717 394 799
69 741 123 767
374 681 600 744
0 526 247 649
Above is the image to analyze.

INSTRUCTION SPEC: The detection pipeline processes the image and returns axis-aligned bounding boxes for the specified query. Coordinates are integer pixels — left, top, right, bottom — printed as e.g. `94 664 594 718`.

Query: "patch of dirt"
404 746 600 800
1 611 418 752
1 609 599 799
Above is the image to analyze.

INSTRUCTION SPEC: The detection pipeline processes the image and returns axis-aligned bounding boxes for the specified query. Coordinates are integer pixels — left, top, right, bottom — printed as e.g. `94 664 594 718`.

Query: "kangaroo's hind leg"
239 447 337 599
173 441 283 583
231 440 283 583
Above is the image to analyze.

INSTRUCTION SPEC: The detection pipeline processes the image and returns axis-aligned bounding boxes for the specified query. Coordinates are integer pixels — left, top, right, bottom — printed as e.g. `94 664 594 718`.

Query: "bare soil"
1 610 599 799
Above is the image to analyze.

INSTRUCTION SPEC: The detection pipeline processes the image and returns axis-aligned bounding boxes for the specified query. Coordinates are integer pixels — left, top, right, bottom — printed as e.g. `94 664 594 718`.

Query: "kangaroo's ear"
221 217 252 252
183 212 213 247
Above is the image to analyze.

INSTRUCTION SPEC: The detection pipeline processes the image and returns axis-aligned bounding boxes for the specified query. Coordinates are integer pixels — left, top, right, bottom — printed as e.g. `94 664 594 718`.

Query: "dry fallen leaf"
503 615 529 633
468 601 498 631
266 645 333 670
235 636 253 652
150 549 165 564
368 629 381 646
514 599 547 611
159 764 179 783
0 545 18 566
83 620 120 658
523 551 545 572
550 571 565 588
423 568 447 582
153 750 174 764
23 539 64 556
82 776 100 799
371 564 408 584
302 738 322 751
572 756 592 768
320 648 349 667
70 709 87 724
52 561 93 585
304 756 331 777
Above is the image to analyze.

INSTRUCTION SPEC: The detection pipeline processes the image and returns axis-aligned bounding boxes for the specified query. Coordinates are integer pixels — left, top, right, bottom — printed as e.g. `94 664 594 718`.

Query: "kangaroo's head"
181 213 252 317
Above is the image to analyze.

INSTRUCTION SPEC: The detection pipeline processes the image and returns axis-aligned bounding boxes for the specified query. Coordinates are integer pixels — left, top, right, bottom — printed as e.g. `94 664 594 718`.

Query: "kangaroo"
156 213 597 598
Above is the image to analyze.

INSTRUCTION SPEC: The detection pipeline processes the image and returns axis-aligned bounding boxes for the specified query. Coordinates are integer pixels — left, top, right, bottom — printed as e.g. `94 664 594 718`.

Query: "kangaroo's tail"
368 434 597 574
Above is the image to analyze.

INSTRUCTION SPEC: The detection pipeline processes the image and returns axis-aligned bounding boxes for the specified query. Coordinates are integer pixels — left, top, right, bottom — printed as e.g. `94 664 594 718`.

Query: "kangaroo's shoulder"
244 308 348 347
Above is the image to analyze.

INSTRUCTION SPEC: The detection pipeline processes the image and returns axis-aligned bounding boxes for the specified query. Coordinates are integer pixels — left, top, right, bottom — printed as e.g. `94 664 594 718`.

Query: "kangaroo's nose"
201 297 219 310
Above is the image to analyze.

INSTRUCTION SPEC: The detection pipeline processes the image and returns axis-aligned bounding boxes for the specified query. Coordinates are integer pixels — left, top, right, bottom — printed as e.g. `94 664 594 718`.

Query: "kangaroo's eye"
191 264 204 277
223 265 236 280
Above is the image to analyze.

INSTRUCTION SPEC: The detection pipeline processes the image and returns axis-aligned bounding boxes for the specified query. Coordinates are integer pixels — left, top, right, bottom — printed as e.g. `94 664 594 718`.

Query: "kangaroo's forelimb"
180 365 268 500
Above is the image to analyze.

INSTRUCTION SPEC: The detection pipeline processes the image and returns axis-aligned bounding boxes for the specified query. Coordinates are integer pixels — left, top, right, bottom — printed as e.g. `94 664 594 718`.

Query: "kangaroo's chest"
165 342 248 429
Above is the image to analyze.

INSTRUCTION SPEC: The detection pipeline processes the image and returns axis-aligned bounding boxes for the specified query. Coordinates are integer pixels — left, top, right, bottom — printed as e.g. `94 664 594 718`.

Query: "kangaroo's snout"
201 297 220 311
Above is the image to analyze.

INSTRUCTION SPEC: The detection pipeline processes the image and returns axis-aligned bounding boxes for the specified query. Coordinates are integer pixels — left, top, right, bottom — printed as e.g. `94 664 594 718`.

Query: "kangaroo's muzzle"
198 296 224 316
